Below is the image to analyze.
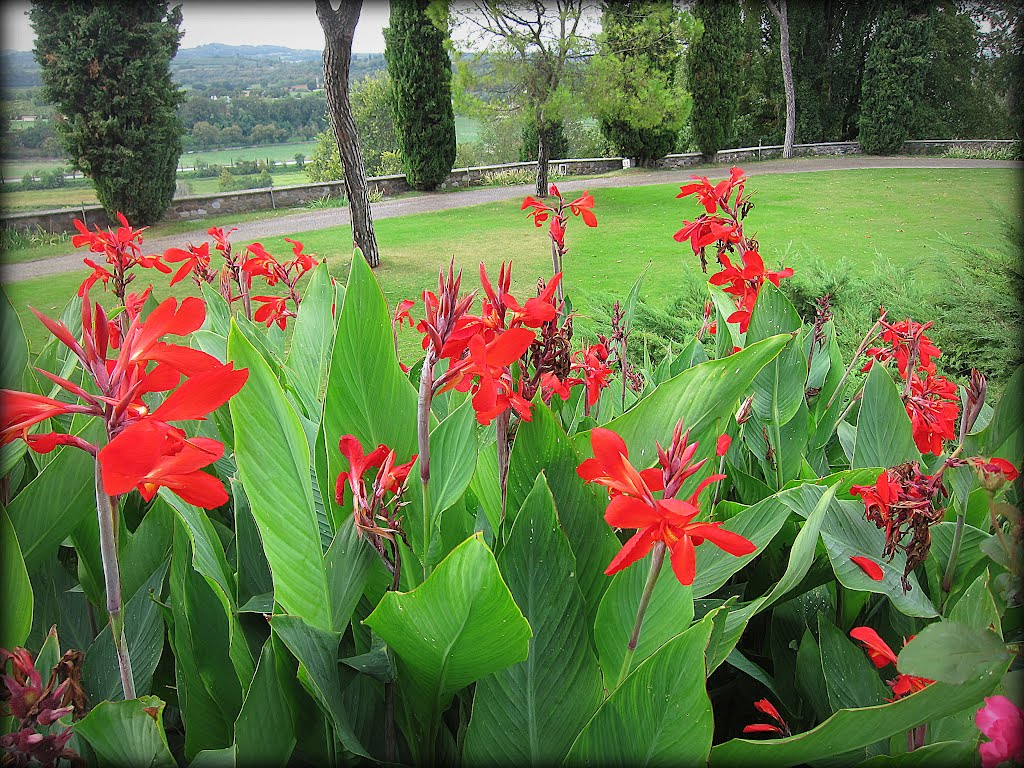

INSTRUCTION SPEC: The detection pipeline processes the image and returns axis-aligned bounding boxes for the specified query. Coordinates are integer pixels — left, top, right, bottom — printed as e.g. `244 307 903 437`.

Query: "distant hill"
175 44 324 62
1 44 386 91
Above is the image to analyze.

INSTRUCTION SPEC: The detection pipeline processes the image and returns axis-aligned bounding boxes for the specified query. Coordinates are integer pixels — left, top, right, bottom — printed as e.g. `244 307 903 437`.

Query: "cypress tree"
858 2 934 154
383 0 457 190
30 0 184 225
687 0 743 160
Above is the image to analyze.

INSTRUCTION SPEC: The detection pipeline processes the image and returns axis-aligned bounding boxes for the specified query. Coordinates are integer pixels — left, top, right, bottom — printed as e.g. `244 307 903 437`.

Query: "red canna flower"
0 391 96 447
164 242 215 286
849 626 899 668
677 166 747 215
566 190 598 227
252 295 294 330
850 555 885 580
850 626 932 701
861 318 942 377
241 242 284 285
79 258 113 296
708 249 794 333
571 342 613 408
578 425 755 586
393 299 415 328
521 195 554 226
539 371 580 403
742 698 790 737
673 216 742 255
335 434 416 574
716 434 732 456
0 646 79 766
283 237 317 276
99 419 228 508
442 329 537 425
208 225 237 253
905 372 959 456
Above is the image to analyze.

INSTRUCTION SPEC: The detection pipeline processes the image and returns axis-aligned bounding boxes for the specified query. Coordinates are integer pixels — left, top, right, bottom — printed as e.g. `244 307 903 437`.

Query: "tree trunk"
536 122 550 197
316 0 380 268
770 0 797 159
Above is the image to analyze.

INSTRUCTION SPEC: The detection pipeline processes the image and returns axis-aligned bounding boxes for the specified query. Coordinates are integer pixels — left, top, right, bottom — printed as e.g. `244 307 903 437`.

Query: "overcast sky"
1 1 392 53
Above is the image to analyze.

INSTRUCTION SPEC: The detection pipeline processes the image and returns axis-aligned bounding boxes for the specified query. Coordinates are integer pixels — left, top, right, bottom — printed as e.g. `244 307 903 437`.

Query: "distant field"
178 141 318 169
1 158 70 178
455 115 481 143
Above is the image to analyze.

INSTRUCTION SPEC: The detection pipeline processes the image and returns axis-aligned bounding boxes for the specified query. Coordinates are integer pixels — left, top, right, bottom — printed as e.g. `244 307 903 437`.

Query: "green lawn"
6 168 1019 360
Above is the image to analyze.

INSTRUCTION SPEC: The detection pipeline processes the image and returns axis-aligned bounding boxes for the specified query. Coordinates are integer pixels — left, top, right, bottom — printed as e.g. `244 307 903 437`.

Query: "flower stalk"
615 542 666 690
94 460 135 700
418 355 435 580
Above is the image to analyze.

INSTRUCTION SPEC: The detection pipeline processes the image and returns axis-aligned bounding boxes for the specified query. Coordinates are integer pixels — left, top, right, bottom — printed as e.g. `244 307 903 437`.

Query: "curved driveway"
4 155 1020 283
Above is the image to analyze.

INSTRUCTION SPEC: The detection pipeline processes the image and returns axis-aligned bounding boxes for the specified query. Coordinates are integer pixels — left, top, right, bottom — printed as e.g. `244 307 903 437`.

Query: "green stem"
418 356 435 581
941 512 966 599
94 460 135 699
615 542 666 689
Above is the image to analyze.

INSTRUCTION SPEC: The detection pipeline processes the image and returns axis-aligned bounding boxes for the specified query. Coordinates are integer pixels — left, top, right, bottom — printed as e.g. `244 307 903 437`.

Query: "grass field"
6 167 1020 363
455 115 481 143
177 141 318 169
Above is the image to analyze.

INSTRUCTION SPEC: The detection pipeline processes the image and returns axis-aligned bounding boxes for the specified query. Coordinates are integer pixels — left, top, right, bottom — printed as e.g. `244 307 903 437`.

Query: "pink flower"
976 696 1024 768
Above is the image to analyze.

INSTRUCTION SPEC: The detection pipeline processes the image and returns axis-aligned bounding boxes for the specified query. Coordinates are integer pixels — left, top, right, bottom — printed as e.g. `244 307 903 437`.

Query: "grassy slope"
6 167 1019 356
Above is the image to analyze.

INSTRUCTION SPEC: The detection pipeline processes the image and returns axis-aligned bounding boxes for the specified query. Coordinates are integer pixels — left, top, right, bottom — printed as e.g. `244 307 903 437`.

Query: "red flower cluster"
0 291 248 509
164 241 217 287
674 168 793 333
571 342 614 409
72 211 171 298
850 627 932 700
862 318 941 377
976 696 1024 768
435 263 562 425
336 435 416 571
861 315 959 456
708 249 794 333
577 422 754 586
240 238 319 329
851 463 948 590
521 184 598 249
742 699 790 738
0 646 79 767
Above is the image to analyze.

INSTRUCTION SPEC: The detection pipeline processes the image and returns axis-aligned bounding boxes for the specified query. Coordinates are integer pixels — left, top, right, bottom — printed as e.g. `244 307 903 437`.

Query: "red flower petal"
605 526 658 576
850 555 884 581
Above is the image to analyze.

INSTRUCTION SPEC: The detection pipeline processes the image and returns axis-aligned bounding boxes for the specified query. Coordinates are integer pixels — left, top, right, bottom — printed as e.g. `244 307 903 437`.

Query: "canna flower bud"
736 395 755 425
959 369 987 442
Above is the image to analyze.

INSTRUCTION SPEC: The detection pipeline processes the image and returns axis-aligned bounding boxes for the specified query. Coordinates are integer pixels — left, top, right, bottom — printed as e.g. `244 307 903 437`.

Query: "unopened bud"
959 369 987 442
736 395 755 425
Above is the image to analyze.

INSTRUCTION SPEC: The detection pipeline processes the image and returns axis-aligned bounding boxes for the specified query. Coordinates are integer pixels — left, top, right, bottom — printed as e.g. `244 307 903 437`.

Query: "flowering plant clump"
0 169 1018 768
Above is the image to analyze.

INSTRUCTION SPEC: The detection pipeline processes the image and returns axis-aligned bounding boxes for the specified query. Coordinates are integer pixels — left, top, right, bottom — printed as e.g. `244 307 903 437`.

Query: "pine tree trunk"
770 0 797 159
316 0 380 267
536 122 550 197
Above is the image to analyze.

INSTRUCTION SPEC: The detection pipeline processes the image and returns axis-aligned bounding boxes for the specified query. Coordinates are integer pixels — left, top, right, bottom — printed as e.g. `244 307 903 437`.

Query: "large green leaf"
818 615 890 712
564 614 716 767
746 281 806 427
464 475 603 766
506 404 620 623
190 636 298 768
584 334 792 496
852 364 921 469
0 507 32 650
594 556 694 689
285 262 336 421
948 571 1001 633
228 322 333 631
321 251 420 578
83 562 167 702
710 652 1010 767
7 419 101 571
270 615 367 759
898 621 1012 684
704 484 839 673
690 492 794 599
365 534 531 762
979 365 1022 460
167 521 243 760
813 498 937 618
74 695 176 768
422 397 479 566
1 285 28 391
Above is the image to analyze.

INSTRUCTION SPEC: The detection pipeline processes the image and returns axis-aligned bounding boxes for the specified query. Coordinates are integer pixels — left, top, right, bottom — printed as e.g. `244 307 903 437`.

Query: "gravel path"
4 155 1019 283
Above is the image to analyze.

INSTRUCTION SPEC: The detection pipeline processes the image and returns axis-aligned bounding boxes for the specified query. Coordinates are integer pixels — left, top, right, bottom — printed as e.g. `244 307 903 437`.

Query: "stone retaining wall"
1 140 1011 236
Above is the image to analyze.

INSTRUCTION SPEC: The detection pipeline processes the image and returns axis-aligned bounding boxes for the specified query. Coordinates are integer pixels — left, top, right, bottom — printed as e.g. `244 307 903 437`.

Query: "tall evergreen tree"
593 0 696 165
383 0 456 190
30 0 184 225
858 1 934 154
687 0 743 159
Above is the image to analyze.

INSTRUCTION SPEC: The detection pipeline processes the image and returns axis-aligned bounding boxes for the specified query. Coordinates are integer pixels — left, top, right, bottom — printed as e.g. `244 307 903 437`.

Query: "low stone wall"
1 140 1012 236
